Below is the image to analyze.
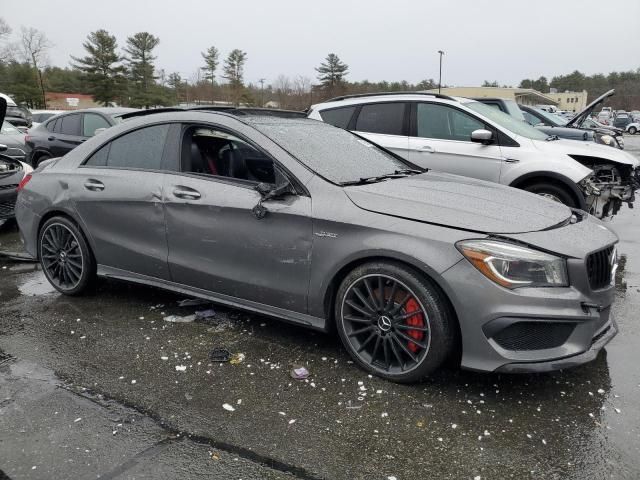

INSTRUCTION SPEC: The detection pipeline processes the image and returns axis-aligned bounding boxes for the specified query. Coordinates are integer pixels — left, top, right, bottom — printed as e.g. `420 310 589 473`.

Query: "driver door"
163 124 313 313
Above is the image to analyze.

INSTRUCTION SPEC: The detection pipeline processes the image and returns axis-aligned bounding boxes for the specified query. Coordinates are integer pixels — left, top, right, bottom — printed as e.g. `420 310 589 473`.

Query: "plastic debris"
177 298 210 307
290 366 309 380
222 403 235 412
230 353 246 365
163 314 196 323
195 309 216 320
209 348 231 362
175 365 187 372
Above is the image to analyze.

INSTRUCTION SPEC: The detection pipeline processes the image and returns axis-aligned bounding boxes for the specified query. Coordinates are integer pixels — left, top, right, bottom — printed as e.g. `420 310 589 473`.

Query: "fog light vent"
493 322 575 351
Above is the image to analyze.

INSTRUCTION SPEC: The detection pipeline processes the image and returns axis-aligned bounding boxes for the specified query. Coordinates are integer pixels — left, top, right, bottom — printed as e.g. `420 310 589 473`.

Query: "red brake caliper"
404 297 425 353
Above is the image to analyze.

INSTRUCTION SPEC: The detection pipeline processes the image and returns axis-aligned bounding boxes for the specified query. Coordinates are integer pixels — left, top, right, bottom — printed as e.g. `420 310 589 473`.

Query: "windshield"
253 120 413 184
532 108 568 126
1 121 20 135
465 101 550 140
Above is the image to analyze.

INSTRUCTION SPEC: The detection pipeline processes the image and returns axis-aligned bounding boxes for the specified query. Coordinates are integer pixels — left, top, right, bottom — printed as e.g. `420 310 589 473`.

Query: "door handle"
418 145 435 153
173 187 201 200
503 158 520 163
84 179 105 191
47 136 56 141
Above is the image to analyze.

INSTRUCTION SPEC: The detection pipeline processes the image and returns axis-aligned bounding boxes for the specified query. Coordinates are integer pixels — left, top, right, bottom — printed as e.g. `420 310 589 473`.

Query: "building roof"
427 87 559 106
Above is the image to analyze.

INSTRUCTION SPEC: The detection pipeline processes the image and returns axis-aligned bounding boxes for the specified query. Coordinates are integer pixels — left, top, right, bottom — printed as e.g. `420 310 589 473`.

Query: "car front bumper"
442 254 617 373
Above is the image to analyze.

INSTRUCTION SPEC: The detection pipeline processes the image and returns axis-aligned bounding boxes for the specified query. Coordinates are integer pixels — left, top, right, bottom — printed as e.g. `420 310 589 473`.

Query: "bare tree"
0 17 14 62
291 75 312 110
20 26 52 107
273 74 291 109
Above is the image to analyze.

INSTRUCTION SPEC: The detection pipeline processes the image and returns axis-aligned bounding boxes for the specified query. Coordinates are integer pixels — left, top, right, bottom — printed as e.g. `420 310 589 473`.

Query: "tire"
334 261 455 383
629 126 637 135
33 152 51 168
38 216 96 295
522 182 578 208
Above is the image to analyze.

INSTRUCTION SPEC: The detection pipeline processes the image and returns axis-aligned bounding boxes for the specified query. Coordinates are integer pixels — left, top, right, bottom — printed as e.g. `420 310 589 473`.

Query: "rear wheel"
38 216 96 295
335 261 455 383
629 126 638 135
523 182 578 208
33 152 51 168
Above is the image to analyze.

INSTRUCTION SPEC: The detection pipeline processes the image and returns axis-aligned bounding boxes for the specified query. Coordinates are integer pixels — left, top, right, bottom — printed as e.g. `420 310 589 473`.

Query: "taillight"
17 174 32 192
25 135 31 142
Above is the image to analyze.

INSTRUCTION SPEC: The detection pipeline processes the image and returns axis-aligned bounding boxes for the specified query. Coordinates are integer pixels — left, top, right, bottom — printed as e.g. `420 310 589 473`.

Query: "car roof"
312 92 461 109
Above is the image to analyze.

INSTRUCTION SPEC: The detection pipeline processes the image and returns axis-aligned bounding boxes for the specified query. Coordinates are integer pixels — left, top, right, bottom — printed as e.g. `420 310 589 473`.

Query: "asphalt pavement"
1 137 640 479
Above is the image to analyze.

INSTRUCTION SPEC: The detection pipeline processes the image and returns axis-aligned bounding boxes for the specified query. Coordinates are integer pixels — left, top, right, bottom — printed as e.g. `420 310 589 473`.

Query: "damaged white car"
309 93 640 219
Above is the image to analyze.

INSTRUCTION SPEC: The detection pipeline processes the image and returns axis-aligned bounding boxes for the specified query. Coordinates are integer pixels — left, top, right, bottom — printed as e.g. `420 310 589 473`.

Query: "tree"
124 32 160 107
167 72 183 103
71 30 127 106
223 49 247 105
201 46 219 101
274 74 291 109
20 26 51 108
0 17 14 62
482 80 499 87
315 53 348 96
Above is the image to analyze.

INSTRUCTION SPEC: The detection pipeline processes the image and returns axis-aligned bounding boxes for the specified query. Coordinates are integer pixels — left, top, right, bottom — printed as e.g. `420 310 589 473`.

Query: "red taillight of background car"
24 135 31 143
17 174 33 192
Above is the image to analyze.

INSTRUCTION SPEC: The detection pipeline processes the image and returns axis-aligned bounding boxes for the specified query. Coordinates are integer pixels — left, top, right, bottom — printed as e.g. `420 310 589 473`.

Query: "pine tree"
71 30 126 106
201 46 219 101
315 53 348 96
223 49 247 105
124 32 159 107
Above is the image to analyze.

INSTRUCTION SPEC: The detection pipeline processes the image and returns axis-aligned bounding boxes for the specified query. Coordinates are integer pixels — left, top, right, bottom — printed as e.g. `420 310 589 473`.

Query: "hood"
567 89 614 128
344 172 573 234
536 125 593 141
534 137 639 167
0 97 5 125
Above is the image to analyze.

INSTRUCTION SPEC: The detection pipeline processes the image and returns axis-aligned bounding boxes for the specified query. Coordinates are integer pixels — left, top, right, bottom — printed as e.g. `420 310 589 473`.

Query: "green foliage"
201 46 219 83
482 80 499 87
70 30 126 106
316 53 349 91
519 76 549 93
124 32 160 107
0 61 42 106
223 49 247 105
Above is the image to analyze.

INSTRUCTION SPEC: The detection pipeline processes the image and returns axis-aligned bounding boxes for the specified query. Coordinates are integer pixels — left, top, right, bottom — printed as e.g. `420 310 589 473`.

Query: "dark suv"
25 107 136 166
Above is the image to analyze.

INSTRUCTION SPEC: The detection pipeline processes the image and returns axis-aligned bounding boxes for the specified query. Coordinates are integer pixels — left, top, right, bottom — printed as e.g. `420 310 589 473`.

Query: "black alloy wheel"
336 262 454 382
38 216 96 295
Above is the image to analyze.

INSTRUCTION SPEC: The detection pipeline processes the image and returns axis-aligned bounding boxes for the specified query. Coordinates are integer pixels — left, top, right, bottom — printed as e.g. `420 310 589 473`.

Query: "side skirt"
97 265 327 331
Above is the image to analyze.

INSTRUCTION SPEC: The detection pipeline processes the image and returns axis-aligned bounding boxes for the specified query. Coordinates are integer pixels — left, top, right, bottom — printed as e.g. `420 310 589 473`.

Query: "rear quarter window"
354 103 406 136
319 106 356 129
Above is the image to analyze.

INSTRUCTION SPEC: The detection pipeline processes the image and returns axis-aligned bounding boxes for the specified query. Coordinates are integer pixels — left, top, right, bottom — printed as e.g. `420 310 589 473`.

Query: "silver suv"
308 92 640 219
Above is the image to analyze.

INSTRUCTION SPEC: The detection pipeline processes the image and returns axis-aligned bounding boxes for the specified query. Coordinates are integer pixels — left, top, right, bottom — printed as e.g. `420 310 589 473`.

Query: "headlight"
600 135 614 145
456 240 569 289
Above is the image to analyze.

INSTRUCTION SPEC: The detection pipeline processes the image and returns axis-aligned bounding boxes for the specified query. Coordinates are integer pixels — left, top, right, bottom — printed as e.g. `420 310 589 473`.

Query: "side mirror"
0 144 7 152
470 129 494 145
252 178 296 219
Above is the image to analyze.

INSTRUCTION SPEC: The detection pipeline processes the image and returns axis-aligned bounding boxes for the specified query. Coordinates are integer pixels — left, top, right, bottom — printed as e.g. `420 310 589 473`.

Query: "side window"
183 126 275 184
85 124 169 170
83 113 111 137
416 103 485 141
59 114 81 135
319 106 356 129
355 103 405 135
48 118 60 133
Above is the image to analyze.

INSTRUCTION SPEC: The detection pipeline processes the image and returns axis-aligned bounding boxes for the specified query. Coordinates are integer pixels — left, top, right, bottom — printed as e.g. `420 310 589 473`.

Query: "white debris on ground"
175 365 187 372
163 314 196 323
222 403 235 412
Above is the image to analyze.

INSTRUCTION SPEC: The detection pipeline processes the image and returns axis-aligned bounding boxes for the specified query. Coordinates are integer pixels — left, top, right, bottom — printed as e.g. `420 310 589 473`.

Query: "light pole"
438 50 445 94
259 78 266 107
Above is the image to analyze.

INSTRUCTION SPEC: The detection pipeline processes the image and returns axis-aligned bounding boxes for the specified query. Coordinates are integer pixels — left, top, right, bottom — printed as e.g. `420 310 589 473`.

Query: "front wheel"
523 182 578 208
628 126 638 135
38 216 96 295
335 262 455 383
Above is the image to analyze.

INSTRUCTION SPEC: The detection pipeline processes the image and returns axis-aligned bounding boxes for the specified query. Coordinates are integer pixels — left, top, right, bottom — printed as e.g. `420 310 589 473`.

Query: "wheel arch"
509 171 587 210
36 208 95 260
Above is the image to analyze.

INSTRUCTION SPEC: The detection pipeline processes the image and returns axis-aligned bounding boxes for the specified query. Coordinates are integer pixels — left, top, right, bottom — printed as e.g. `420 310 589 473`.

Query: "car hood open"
344 172 573 234
567 89 614 128
534 137 639 167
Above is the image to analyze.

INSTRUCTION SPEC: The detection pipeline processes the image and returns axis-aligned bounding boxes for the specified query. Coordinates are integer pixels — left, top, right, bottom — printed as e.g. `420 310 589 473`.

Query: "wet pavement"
1 137 640 479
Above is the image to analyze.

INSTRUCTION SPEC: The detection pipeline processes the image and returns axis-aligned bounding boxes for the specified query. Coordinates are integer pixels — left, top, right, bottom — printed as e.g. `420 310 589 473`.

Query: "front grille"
0 199 16 217
586 246 615 290
493 322 575 351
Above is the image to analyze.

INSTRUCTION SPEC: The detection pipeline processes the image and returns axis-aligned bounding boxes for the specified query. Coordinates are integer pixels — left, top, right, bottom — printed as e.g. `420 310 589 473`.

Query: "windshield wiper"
546 135 560 141
340 170 421 186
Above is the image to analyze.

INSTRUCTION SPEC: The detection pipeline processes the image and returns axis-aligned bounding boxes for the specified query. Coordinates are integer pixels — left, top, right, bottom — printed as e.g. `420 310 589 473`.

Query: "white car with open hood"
308 92 640 219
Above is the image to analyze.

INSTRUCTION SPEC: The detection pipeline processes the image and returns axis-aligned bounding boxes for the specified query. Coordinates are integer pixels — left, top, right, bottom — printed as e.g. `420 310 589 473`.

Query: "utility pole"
259 78 266 107
438 50 445 94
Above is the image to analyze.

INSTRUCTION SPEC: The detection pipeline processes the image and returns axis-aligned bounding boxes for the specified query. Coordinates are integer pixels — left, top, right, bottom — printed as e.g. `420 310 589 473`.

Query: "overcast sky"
2 0 639 87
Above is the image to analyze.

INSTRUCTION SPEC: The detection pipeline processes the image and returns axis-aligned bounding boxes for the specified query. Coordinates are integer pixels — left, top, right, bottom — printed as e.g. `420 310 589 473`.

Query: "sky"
1 0 639 87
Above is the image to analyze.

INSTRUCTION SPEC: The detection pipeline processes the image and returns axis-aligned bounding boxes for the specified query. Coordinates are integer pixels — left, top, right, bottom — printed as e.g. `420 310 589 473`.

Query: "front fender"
508 170 588 210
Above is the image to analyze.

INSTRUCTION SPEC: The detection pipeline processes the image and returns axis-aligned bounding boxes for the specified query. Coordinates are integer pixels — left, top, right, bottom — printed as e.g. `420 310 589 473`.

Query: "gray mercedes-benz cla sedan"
15 109 618 382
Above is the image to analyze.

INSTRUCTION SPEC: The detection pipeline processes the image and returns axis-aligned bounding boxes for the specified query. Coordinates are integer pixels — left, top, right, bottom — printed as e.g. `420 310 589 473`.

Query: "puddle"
18 270 58 296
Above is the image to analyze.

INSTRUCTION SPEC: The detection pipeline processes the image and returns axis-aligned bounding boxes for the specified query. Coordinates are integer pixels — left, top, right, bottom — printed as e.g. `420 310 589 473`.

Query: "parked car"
30 109 62 127
624 121 640 135
519 103 624 150
1 120 31 163
0 99 33 220
25 107 137 166
613 115 632 129
309 92 640 219
15 109 619 381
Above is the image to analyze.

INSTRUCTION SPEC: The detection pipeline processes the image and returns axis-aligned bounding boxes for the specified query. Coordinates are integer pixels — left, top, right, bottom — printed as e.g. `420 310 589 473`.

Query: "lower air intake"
493 322 575 351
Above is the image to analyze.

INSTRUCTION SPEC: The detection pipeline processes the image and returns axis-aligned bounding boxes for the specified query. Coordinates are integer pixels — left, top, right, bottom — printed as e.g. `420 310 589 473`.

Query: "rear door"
407 102 504 182
73 123 173 278
49 113 84 156
350 102 410 159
